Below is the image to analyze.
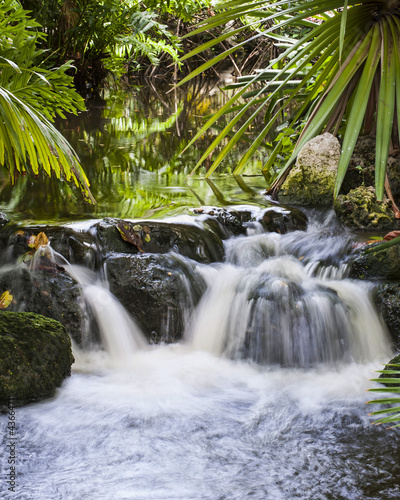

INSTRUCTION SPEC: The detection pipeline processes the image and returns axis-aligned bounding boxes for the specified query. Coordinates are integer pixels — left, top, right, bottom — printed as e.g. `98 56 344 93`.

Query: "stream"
1 86 400 499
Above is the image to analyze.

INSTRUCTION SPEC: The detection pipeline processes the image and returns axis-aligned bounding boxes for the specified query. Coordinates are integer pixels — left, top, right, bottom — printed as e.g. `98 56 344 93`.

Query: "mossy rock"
0 312 74 406
279 133 340 205
334 186 397 229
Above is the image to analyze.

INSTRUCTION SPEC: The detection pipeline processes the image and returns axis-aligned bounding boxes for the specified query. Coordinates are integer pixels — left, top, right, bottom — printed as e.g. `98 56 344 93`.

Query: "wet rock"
350 241 400 281
106 252 206 343
279 133 340 205
375 284 400 349
0 212 9 229
97 218 224 263
334 186 397 230
196 205 308 237
259 206 308 233
0 222 98 268
0 312 74 405
0 266 87 345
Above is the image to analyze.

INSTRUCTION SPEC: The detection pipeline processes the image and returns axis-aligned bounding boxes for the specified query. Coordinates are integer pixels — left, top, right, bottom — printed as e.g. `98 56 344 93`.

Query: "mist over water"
1 212 399 499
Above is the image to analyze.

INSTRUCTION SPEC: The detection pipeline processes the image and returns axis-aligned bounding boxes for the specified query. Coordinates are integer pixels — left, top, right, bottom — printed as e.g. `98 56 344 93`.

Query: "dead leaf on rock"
383 231 400 241
34 232 49 249
116 222 144 252
0 290 13 309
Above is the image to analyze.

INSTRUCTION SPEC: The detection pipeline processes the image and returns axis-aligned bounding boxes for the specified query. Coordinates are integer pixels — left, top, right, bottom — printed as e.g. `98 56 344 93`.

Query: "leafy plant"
178 0 400 201
0 0 94 203
368 362 400 428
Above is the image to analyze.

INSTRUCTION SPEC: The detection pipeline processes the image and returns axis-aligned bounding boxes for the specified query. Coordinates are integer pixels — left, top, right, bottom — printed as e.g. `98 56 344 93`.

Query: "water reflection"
0 80 270 223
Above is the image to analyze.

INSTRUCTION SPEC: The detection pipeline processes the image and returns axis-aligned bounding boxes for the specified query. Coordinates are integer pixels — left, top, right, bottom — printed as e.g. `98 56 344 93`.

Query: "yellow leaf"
0 290 13 309
34 232 49 249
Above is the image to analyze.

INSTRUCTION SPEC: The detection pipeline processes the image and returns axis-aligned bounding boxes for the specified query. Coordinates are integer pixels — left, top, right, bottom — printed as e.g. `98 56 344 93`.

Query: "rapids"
1 210 399 499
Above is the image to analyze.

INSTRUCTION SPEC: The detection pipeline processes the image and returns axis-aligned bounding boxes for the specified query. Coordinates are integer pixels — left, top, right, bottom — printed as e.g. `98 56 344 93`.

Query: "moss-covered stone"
0 312 74 405
279 133 340 205
334 186 397 229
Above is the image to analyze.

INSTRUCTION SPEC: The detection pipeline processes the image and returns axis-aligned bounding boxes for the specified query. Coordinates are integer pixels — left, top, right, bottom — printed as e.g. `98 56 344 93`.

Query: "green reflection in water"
0 80 271 223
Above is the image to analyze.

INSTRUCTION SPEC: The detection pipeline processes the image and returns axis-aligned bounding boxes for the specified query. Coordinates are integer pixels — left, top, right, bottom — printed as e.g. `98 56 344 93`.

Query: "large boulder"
374 284 400 349
0 312 74 405
106 252 205 343
278 133 341 205
334 186 397 229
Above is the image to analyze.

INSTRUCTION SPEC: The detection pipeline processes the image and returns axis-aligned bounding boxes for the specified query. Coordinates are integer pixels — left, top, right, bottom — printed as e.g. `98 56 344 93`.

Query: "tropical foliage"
19 0 212 89
368 362 400 428
178 0 400 201
0 0 94 203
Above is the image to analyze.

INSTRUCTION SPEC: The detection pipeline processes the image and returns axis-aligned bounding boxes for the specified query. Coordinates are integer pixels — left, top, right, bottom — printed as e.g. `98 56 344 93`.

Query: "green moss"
335 186 396 229
0 312 74 405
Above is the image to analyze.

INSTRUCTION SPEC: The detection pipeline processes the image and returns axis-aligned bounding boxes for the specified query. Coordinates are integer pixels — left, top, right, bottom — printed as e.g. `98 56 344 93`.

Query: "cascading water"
65 264 148 366
187 217 391 367
1 211 399 500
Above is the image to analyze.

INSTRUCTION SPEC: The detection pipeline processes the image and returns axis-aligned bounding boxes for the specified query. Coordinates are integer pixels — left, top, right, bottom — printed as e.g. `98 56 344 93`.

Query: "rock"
0 212 9 229
334 186 397 229
342 136 400 198
279 133 341 205
0 222 98 269
196 205 308 237
375 284 400 349
259 206 308 233
350 241 400 281
97 218 224 263
0 266 88 345
0 312 74 405
106 252 206 343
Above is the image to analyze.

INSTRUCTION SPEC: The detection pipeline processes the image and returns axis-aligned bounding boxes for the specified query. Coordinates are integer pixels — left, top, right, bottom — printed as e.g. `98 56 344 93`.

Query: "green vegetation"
179 0 400 201
368 357 400 428
0 0 94 202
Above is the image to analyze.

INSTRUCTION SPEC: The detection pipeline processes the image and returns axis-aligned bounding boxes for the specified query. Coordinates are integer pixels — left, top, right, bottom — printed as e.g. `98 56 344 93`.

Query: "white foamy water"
1 346 398 500
66 264 148 366
1 211 399 499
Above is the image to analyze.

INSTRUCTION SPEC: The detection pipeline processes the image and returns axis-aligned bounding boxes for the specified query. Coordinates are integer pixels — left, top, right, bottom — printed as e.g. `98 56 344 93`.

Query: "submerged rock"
0 312 74 405
106 252 205 343
375 284 400 349
279 133 340 205
334 186 397 229
0 212 9 229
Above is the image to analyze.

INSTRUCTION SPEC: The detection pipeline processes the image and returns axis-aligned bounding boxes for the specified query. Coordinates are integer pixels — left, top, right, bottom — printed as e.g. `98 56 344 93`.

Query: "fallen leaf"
0 290 13 309
34 232 49 249
144 234 151 242
383 231 400 241
143 225 151 234
116 222 144 252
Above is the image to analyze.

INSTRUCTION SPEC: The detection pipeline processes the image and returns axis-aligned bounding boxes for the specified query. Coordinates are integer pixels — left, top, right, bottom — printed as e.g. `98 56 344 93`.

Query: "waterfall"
186 223 392 367
66 264 148 365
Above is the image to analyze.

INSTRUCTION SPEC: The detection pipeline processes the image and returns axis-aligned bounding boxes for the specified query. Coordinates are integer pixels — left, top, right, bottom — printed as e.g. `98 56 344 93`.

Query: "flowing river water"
1 211 399 499
1 87 400 499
